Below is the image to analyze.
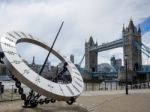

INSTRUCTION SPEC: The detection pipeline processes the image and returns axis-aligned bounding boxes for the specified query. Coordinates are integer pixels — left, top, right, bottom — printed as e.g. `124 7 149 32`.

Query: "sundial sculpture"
0 22 84 107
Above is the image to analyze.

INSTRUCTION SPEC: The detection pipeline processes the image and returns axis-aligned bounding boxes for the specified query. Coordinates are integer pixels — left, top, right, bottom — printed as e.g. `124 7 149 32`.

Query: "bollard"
0 82 3 99
14 88 17 93
1 85 4 94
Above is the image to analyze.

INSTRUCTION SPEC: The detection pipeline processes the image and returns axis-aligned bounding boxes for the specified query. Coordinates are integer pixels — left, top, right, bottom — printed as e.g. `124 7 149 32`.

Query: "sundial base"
22 105 37 108
22 92 40 108
22 100 38 108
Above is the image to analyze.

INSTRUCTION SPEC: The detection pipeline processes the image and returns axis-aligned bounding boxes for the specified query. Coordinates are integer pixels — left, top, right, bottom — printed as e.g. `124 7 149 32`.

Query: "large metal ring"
0 31 84 101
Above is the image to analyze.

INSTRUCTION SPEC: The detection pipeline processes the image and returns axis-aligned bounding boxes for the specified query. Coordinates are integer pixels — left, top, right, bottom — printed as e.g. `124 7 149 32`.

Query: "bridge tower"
123 19 142 80
85 36 98 72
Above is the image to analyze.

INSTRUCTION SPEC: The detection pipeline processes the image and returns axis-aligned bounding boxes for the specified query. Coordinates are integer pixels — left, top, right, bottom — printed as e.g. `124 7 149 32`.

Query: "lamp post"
124 55 128 95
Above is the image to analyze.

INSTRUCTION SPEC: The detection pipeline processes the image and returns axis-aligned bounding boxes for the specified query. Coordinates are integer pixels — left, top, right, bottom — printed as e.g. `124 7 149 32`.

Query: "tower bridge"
85 19 150 81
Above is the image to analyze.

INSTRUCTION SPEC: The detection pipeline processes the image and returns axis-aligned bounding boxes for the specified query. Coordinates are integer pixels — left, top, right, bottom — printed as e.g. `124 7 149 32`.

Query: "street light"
124 55 128 95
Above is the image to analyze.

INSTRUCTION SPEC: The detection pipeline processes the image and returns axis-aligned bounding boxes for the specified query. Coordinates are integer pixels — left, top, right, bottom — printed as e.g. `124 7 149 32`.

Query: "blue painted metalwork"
132 40 150 74
89 39 123 52
132 40 150 58
137 65 150 74
88 38 150 77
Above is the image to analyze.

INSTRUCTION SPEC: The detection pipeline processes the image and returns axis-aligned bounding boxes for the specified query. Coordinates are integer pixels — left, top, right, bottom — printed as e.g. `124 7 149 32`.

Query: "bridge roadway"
89 38 123 52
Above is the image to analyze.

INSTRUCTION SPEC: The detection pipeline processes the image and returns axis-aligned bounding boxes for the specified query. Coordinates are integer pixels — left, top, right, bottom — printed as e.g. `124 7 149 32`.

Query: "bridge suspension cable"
79 54 85 67
132 40 150 58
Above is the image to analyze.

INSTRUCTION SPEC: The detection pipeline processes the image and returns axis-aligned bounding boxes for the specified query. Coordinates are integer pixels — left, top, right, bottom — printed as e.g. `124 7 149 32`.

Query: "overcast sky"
0 0 150 67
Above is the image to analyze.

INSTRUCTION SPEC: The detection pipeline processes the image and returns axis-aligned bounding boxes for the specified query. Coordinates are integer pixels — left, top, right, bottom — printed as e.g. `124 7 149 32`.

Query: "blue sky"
140 17 150 35
0 0 150 66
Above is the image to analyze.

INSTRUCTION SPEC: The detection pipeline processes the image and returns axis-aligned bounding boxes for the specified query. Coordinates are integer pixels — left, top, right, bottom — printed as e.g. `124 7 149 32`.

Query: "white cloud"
0 0 150 67
142 31 150 45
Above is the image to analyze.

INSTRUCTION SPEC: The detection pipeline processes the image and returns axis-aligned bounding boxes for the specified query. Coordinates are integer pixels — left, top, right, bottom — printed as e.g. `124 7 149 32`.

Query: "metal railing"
0 81 29 102
84 81 150 91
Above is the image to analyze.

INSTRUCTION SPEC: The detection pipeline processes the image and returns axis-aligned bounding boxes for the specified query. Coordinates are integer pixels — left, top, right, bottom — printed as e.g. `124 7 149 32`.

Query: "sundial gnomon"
0 22 84 107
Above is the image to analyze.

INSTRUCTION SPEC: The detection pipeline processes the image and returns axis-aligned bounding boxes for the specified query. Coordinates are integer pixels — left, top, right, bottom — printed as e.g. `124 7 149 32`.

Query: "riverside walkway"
0 89 150 112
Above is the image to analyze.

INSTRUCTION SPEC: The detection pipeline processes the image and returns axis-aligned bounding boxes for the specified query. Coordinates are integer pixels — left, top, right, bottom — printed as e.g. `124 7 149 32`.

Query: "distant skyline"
0 0 150 67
